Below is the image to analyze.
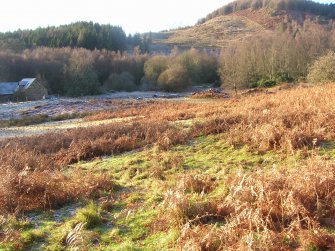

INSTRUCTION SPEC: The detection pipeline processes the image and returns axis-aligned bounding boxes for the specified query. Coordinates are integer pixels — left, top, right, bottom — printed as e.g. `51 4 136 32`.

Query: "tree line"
219 24 335 89
106 26 335 92
0 47 220 96
1 25 335 96
198 0 335 24
0 22 151 53
0 47 149 96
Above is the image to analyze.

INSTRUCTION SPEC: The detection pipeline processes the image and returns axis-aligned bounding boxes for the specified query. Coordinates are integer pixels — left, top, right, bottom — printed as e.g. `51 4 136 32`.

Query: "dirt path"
0 117 136 139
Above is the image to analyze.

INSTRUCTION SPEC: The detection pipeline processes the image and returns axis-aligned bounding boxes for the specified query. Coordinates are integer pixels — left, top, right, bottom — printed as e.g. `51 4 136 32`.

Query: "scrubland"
1 84 335 250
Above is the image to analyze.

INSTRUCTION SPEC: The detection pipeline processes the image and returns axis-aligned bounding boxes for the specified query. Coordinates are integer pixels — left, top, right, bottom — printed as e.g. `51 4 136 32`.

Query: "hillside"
152 14 266 48
152 0 335 49
2 85 335 249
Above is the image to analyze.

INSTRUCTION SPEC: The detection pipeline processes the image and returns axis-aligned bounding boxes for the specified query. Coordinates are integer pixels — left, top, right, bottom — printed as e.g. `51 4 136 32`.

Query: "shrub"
103 72 137 91
174 49 218 84
144 55 169 83
143 50 219 91
21 229 45 245
158 66 191 91
254 79 277 88
63 53 100 97
74 203 102 229
308 51 335 83
274 72 294 83
249 73 294 88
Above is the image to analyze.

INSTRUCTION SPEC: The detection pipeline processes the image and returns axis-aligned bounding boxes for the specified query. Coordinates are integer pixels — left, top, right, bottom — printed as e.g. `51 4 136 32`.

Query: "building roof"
0 82 18 95
0 78 38 95
19 78 36 90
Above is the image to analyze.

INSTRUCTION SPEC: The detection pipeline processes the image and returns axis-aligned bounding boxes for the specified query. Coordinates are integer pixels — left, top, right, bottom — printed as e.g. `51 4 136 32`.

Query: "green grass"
74 203 102 229
21 229 45 245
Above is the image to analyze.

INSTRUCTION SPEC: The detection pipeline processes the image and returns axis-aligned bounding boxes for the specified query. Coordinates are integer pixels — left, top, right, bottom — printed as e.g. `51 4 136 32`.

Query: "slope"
152 0 335 49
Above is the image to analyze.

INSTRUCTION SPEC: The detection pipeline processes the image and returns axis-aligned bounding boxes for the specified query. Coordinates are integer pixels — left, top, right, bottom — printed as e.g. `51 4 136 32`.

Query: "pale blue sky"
0 0 334 34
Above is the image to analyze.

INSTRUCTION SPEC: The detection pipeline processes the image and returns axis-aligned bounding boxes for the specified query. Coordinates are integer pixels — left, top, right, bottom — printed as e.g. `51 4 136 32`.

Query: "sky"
0 0 334 34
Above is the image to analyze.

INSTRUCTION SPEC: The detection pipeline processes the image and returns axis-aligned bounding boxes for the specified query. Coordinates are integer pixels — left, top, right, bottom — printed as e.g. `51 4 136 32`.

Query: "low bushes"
143 49 219 91
308 51 335 83
143 55 169 83
176 159 335 250
253 79 277 88
0 167 113 214
250 73 294 88
158 66 191 91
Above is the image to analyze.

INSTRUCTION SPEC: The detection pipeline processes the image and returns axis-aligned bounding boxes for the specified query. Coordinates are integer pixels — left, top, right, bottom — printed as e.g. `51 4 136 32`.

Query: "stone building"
0 78 48 102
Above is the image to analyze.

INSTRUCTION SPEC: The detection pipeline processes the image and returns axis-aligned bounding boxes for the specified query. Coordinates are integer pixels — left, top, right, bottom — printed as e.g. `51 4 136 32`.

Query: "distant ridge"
150 0 335 49
199 0 335 24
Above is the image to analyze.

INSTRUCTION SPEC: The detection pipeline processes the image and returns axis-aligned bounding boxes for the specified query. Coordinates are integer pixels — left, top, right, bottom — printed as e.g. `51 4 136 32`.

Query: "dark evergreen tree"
0 22 148 53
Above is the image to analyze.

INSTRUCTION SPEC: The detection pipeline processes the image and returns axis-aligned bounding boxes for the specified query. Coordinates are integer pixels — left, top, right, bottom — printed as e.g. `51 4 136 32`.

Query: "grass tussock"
74 203 102 229
161 175 221 227
176 159 335 250
178 174 216 194
0 168 113 214
0 215 28 246
161 190 221 227
148 151 185 179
